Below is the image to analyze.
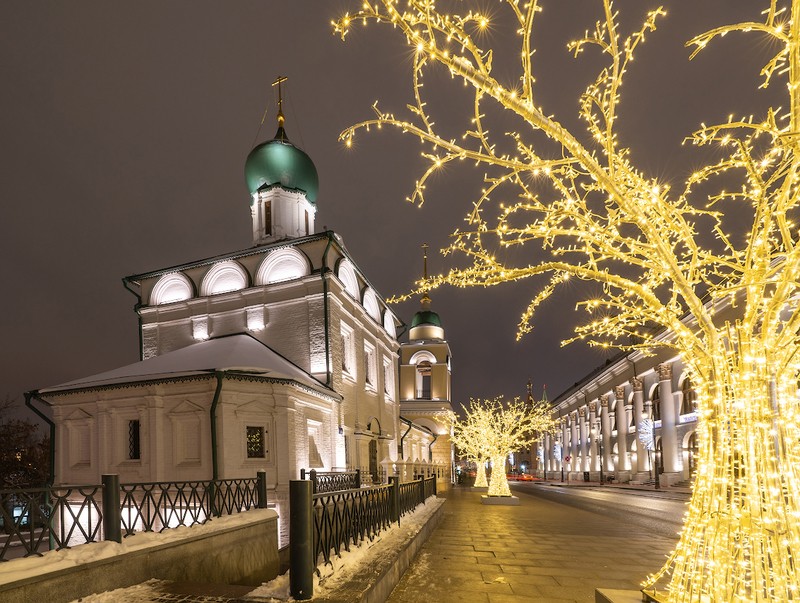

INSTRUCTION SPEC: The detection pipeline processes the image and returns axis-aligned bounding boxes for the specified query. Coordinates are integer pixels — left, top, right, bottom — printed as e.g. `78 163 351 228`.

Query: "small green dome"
245 127 319 203
411 310 442 328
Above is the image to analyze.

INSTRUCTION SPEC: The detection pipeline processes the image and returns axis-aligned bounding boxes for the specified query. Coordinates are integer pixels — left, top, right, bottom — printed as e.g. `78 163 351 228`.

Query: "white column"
589 401 598 471
570 412 579 473
658 363 681 474
579 406 589 472
631 377 648 474
614 386 630 472
600 396 613 471
561 417 569 471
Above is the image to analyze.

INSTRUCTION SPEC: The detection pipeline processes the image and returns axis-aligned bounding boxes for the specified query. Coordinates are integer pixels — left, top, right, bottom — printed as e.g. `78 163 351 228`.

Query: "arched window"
383 309 397 339
200 261 248 296
150 272 193 305
417 361 432 399
255 247 310 284
362 288 381 323
652 384 661 422
337 259 359 299
681 377 696 415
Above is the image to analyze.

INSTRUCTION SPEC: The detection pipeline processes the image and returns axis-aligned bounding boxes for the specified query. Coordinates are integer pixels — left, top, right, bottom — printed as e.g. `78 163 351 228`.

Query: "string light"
449 397 555 497
336 2 800 599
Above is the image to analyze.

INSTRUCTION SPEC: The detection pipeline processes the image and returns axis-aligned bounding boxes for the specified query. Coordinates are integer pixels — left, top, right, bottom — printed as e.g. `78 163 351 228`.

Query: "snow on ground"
33 497 442 602
247 496 445 601
0 509 277 586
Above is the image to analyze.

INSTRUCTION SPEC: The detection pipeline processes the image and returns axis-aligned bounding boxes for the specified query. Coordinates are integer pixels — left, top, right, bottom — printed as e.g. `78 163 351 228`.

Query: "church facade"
29 103 453 535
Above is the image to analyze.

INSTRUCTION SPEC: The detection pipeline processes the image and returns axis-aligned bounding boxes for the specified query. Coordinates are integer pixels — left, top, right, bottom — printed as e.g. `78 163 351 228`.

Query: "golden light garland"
450 397 555 497
336 1 800 599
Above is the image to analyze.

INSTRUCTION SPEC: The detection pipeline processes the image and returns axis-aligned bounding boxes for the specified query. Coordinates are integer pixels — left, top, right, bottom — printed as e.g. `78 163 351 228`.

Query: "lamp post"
652 418 660 490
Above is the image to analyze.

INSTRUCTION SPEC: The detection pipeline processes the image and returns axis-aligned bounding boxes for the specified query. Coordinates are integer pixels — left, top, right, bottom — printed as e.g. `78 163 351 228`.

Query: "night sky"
1 1 780 420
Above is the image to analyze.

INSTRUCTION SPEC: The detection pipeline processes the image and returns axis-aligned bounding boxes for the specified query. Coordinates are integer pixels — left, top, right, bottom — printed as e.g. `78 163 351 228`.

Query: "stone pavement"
386 485 679 603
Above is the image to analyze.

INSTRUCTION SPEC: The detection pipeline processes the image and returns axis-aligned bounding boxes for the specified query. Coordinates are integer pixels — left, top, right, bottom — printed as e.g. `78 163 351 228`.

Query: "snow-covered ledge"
0 509 279 603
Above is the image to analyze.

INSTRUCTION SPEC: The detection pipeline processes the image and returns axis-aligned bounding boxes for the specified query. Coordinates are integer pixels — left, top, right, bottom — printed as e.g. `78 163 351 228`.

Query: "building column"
589 401 598 471
631 377 648 475
570 412 579 473
579 406 589 472
561 417 569 471
614 386 630 472
658 363 681 474
543 432 551 474
600 397 613 471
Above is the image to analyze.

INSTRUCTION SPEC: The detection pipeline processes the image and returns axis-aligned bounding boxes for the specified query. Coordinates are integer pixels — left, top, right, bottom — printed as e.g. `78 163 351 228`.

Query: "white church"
29 98 455 525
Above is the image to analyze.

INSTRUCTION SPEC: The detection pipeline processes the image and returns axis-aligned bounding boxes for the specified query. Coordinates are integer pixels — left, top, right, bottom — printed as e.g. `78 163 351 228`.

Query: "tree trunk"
488 455 511 497
646 367 800 601
474 457 488 488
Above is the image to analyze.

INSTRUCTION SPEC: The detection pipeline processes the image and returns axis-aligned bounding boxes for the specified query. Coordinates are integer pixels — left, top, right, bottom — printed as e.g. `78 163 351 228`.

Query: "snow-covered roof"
39 334 337 399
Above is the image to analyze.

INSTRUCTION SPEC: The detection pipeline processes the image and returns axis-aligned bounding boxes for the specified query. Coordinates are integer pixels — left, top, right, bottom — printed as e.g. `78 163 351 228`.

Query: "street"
511 482 687 539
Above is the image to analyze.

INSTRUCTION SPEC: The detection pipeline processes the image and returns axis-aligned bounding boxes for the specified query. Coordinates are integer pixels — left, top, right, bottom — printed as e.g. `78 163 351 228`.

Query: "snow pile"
247 496 445 601
0 509 277 586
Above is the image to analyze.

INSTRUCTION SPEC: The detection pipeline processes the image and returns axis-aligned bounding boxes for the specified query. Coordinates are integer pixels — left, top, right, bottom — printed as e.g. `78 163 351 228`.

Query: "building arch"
200 261 248 296
383 309 397 339
362 287 381 323
650 383 661 422
336 258 359 300
255 247 311 285
679 375 696 416
150 272 194 305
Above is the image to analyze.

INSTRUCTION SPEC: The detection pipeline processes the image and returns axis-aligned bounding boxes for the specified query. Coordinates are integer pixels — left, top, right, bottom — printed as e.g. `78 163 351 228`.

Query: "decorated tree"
447 401 491 488
452 397 554 497
335 1 800 599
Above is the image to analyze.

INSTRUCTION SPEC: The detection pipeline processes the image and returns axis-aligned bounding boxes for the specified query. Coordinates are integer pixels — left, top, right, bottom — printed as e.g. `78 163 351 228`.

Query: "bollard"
101 474 121 543
256 471 268 509
389 476 400 523
289 480 314 600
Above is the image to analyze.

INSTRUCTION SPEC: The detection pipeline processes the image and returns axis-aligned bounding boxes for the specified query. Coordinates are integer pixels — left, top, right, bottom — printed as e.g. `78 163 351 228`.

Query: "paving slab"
386 485 677 603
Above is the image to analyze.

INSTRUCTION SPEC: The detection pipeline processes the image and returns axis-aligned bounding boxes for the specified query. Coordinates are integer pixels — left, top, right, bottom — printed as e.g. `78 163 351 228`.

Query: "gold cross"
272 76 288 125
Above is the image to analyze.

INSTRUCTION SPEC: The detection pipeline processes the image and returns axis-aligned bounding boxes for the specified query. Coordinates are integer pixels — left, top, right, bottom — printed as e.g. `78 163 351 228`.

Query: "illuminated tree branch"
337 1 800 599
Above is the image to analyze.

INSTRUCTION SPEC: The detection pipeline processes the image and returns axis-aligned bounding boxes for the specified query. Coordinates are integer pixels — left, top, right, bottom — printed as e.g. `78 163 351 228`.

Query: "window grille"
128 420 141 460
247 426 266 458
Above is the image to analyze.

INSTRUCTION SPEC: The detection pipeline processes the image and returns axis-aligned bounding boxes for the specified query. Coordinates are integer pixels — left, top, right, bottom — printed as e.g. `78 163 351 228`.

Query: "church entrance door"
369 439 378 483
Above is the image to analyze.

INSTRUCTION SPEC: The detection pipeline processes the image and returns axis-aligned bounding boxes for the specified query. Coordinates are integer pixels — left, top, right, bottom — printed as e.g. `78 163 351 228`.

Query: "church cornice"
40 371 341 403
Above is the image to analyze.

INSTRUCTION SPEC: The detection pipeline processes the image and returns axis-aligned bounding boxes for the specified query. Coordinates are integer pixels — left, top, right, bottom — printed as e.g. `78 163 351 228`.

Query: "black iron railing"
0 472 267 562
289 475 437 599
0 484 103 561
300 469 361 494
119 476 262 536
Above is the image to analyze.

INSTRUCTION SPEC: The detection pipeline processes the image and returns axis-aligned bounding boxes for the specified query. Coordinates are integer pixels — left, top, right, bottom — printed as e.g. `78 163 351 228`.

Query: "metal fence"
0 472 267 562
299 469 361 494
289 475 437 600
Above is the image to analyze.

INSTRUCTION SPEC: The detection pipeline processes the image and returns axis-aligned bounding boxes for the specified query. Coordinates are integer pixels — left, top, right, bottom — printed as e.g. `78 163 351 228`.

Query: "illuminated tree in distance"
451 397 554 497
336 1 800 599
447 400 491 489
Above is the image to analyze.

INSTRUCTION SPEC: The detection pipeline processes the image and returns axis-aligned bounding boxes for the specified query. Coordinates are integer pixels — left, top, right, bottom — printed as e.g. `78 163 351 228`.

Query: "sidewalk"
386 484 679 603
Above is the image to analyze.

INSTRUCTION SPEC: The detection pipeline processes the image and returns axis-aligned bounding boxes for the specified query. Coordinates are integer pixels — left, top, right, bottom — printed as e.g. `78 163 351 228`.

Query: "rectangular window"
247 426 266 458
128 420 141 460
341 325 355 378
383 357 394 399
263 200 272 235
364 342 376 389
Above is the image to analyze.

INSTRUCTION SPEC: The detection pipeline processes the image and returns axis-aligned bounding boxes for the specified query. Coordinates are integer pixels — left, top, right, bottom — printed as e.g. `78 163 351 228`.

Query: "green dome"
245 127 319 203
411 310 442 328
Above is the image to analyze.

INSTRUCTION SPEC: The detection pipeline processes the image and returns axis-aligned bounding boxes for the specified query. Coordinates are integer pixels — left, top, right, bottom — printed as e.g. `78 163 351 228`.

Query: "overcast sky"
0 1 779 418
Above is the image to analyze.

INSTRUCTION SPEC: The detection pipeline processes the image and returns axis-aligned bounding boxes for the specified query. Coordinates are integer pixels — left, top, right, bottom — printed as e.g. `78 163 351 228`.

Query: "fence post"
257 471 268 509
309 469 317 494
418 475 424 506
355 469 361 489
102 474 121 543
300 468 306 481
433 475 438 497
389 476 399 523
289 480 314 600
